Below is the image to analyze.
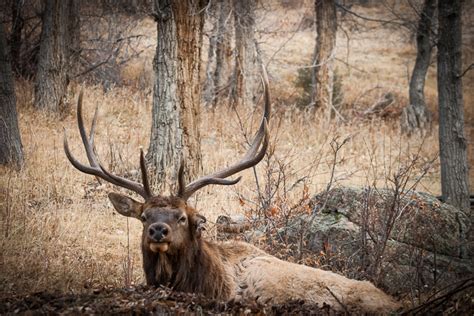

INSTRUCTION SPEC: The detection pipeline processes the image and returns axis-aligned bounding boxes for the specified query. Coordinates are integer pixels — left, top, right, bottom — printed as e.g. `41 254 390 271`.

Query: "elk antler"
64 91 153 199
178 65 271 200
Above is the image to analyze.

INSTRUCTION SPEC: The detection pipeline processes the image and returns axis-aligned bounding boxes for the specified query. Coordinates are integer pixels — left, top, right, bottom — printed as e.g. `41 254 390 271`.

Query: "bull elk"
64 69 400 313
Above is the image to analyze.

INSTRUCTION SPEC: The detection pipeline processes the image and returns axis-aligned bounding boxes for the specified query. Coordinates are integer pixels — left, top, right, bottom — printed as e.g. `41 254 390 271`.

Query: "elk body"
64 69 400 313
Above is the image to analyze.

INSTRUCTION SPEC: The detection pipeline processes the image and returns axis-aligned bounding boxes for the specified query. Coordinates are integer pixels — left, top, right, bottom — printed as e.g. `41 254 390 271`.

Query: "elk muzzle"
148 223 171 253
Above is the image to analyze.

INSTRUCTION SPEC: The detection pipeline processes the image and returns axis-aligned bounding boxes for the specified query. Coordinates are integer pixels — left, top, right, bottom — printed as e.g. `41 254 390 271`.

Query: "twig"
336 3 406 27
403 278 473 315
265 7 310 68
457 63 474 78
74 55 114 79
334 57 368 74
325 286 350 314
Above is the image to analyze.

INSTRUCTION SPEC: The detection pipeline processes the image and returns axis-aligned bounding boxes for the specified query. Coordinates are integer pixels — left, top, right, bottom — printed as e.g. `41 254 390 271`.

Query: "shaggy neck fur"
142 234 232 300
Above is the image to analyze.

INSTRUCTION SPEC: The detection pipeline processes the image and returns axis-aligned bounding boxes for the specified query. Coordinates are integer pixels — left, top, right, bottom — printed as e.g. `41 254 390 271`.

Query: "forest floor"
0 286 342 315
1 277 472 315
1 1 473 314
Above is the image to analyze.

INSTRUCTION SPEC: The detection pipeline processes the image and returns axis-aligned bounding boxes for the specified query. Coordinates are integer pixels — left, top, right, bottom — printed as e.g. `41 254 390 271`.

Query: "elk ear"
192 213 207 238
108 192 143 219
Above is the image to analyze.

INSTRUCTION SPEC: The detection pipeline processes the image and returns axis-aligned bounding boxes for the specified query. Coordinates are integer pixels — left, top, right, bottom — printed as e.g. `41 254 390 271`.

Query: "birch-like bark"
311 0 337 121
401 0 435 134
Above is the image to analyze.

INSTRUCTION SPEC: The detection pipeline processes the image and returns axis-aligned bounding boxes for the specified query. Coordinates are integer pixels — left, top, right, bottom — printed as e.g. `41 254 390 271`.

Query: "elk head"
64 67 270 258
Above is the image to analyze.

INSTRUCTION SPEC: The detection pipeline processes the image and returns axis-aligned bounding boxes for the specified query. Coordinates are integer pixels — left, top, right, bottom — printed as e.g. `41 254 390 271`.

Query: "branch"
336 4 406 27
405 278 473 314
458 63 474 79
73 55 113 79
265 6 310 68
325 286 350 314
334 57 368 74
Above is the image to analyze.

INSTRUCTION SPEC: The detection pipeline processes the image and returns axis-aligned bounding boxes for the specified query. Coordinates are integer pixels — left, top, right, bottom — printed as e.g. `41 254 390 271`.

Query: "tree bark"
66 0 80 76
231 0 259 108
10 0 24 75
147 0 204 193
203 0 233 108
34 0 70 112
0 23 24 169
401 0 435 134
203 1 218 106
212 0 233 107
311 0 337 121
437 0 470 213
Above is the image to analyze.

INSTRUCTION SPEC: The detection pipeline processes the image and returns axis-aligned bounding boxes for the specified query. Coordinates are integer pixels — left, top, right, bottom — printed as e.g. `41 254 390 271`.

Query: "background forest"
0 0 473 314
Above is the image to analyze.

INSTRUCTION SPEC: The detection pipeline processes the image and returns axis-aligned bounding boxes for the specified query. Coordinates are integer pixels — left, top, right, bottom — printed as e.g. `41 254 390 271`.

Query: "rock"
216 214 251 233
283 186 472 293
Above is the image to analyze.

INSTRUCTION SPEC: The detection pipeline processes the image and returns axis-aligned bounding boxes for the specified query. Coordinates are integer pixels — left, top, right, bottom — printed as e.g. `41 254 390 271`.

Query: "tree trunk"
212 0 233 108
203 0 233 108
0 23 24 169
231 0 259 108
66 0 80 76
401 0 435 134
311 0 337 121
437 0 470 213
34 0 70 112
203 1 218 106
10 0 24 75
147 0 204 193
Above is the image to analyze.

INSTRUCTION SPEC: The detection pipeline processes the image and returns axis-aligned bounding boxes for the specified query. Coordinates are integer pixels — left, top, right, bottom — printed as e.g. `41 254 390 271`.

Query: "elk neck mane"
141 196 233 299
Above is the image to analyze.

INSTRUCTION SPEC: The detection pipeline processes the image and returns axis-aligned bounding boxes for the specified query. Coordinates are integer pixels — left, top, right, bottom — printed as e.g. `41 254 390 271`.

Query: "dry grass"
0 3 470 298
0 85 440 298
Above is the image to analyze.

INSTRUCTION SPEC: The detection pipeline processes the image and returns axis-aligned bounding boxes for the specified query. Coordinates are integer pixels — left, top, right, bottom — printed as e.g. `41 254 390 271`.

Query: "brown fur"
108 193 401 313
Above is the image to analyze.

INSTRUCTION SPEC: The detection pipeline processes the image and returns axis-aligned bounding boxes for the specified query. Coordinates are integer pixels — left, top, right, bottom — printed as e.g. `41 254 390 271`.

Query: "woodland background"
0 0 473 313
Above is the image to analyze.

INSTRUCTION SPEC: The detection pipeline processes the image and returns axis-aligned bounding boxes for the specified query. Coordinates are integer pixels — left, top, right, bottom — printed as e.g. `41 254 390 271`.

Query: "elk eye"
140 214 147 222
178 216 187 224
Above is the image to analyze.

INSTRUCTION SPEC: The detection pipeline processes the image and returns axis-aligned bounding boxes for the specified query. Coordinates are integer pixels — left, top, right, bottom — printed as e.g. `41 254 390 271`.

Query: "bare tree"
311 0 337 121
0 1 45 78
10 0 25 75
401 0 436 134
34 0 74 111
147 0 205 192
203 0 233 108
231 0 260 108
35 0 68 112
0 23 24 169
203 1 219 106
437 0 470 212
212 0 233 107
67 0 80 73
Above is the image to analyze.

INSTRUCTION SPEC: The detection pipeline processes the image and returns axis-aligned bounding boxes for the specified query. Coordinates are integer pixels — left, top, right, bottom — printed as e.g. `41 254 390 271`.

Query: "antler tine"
76 91 100 168
177 158 243 200
177 158 186 197
179 65 271 200
233 64 270 164
89 104 99 145
140 149 152 198
64 92 152 200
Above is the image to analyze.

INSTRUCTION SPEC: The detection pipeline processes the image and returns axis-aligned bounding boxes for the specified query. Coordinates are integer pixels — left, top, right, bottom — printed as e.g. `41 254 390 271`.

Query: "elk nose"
148 223 169 241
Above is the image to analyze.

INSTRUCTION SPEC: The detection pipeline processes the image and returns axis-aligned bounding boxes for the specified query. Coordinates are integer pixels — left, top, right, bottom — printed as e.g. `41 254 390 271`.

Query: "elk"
64 70 400 313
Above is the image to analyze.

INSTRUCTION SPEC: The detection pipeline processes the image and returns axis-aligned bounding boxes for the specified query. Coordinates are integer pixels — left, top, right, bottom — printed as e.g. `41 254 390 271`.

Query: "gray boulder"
283 186 472 293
